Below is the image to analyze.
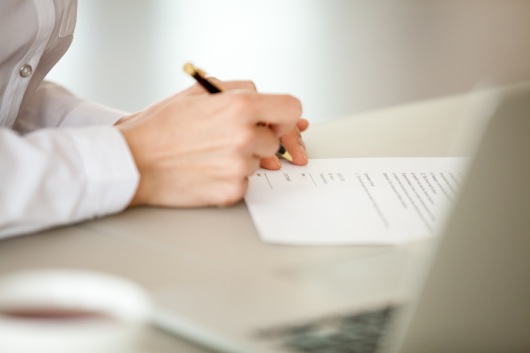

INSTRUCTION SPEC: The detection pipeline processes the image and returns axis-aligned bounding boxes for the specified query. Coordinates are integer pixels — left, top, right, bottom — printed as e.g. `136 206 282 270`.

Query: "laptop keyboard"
257 306 396 353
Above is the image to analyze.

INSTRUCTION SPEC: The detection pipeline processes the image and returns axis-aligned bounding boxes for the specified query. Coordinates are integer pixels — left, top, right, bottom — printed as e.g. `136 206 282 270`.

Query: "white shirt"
0 0 139 239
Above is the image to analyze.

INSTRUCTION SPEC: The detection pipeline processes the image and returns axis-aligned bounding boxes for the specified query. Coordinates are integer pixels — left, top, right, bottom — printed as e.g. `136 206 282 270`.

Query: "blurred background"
47 0 530 123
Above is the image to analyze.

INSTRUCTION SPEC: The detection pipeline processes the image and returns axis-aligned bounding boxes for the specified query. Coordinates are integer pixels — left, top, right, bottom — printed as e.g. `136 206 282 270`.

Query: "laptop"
142 83 530 353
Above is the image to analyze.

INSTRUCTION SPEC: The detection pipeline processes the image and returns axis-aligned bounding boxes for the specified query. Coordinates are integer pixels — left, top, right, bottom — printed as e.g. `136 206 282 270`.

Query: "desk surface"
0 91 484 352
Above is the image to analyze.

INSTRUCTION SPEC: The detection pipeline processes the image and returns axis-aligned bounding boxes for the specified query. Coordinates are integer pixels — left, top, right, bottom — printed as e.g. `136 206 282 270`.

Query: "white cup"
0 268 152 353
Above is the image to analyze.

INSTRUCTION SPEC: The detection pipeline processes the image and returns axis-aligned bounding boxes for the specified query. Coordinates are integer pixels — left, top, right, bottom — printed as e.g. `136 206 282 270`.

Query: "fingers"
260 156 282 170
260 118 309 170
280 125 308 166
260 124 307 170
297 118 310 132
218 92 302 137
209 93 306 170
179 80 302 138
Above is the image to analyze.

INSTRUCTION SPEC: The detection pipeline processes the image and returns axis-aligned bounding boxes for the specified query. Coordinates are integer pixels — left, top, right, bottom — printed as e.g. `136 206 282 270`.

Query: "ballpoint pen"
183 62 293 162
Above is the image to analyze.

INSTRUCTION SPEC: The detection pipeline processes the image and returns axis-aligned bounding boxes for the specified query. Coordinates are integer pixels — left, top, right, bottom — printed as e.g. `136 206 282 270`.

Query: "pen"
183 62 293 162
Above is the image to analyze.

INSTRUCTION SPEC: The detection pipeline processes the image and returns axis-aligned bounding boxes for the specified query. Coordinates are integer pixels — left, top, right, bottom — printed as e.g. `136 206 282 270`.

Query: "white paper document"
245 158 468 245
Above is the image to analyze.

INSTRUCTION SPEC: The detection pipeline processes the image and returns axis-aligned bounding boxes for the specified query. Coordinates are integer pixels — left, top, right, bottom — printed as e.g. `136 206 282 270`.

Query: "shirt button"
19 64 33 78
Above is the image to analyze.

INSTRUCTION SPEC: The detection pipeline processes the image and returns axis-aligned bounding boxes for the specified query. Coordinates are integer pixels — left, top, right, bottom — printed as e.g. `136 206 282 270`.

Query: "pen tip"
282 151 294 162
183 62 196 75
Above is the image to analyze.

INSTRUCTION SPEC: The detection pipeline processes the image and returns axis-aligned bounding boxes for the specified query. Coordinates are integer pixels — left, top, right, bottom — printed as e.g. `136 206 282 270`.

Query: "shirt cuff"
61 100 129 127
63 126 139 218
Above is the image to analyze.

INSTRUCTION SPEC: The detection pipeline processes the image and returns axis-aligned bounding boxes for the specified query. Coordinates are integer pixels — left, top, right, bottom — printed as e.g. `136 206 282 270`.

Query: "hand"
117 81 302 208
116 81 310 171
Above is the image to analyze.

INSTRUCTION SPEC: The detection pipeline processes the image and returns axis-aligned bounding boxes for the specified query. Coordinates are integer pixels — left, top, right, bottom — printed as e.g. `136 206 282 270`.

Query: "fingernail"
299 143 307 161
274 156 282 168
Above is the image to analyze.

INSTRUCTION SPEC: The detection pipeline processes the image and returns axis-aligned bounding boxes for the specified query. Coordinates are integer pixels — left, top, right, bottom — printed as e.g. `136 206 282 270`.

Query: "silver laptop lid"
386 83 530 353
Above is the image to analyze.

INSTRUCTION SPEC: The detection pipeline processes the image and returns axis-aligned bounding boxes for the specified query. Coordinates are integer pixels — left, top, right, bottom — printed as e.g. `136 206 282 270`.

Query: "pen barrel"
193 73 222 93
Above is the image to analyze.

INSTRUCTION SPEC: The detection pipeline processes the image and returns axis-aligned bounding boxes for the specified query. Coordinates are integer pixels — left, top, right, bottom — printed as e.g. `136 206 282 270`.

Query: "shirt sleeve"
13 81 128 134
0 125 139 239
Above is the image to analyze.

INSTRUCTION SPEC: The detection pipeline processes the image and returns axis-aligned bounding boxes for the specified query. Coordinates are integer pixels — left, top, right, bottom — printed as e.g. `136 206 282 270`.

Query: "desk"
0 91 482 352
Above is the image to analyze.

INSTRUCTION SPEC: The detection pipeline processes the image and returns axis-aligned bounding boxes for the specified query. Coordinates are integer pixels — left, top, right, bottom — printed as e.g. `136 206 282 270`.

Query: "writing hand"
117 81 302 208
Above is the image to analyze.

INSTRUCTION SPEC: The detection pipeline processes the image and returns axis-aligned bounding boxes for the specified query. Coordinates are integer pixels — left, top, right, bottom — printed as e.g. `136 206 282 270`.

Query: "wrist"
117 124 148 208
